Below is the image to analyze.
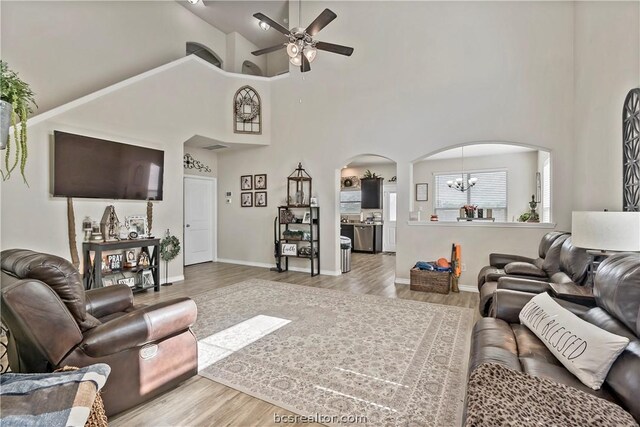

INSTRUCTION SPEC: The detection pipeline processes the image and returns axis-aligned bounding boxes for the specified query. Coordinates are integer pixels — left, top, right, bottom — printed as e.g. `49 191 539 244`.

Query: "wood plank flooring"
110 253 480 427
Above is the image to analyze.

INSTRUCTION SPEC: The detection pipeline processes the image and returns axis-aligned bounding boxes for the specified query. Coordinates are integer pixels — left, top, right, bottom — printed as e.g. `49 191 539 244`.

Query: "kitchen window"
434 170 507 221
340 190 361 214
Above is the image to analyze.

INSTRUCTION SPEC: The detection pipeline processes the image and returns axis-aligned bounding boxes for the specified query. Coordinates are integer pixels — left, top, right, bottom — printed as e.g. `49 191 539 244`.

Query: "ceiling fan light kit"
251 8 354 73
259 21 270 31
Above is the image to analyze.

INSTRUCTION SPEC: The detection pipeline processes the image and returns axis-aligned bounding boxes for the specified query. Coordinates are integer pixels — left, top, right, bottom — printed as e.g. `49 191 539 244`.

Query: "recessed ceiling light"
187 0 199 4
259 21 270 31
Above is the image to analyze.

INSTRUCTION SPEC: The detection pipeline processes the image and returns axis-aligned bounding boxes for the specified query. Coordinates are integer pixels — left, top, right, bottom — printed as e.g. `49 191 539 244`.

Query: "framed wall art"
241 175 253 191
255 191 267 207
241 192 253 207
234 86 261 134
415 183 428 201
254 174 267 189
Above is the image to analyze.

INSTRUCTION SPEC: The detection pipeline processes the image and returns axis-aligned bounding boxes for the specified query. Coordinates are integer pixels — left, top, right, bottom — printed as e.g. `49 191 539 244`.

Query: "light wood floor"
111 253 480 427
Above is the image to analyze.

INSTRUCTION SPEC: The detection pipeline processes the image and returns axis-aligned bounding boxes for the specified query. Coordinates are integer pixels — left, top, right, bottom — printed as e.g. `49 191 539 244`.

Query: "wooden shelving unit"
277 206 320 276
82 238 160 293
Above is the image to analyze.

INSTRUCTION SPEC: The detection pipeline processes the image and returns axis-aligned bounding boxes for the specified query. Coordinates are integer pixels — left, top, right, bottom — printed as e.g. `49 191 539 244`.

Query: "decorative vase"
0 100 12 150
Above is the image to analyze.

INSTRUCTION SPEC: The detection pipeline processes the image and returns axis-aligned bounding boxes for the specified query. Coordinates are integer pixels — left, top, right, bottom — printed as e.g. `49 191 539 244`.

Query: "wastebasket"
340 236 352 273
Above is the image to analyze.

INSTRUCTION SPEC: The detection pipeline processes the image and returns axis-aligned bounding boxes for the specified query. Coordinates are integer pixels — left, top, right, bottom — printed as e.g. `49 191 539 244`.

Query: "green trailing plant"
1 60 37 185
362 169 382 179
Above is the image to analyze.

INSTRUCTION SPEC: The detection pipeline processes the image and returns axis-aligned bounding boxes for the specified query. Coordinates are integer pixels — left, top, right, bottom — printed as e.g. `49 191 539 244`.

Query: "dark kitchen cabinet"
361 178 383 209
340 224 354 247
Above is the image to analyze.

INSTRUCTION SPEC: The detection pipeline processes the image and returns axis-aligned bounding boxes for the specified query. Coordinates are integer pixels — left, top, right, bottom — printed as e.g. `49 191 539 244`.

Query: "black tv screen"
53 131 164 200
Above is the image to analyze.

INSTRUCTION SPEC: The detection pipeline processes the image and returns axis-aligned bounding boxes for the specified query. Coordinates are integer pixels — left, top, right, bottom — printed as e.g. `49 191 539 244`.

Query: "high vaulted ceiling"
178 0 289 49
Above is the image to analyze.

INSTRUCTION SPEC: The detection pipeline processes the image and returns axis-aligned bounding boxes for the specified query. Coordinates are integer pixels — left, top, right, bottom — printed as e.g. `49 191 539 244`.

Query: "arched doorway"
186 42 223 68
242 60 264 77
339 154 398 260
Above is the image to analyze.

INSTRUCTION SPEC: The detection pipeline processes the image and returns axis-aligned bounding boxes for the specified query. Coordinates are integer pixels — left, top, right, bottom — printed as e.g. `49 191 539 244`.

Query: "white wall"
225 32 268 77
572 1 640 211
267 51 290 77
0 1 228 114
413 151 538 221
217 1 577 283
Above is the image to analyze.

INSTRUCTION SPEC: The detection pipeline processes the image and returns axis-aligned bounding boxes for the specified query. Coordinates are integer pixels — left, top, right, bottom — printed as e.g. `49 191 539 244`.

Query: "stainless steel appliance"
354 225 374 252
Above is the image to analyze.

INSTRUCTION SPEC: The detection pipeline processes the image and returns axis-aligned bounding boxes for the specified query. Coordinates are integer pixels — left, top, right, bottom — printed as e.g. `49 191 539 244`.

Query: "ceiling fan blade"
253 13 290 36
315 41 354 57
252 44 285 56
301 54 311 73
305 8 337 36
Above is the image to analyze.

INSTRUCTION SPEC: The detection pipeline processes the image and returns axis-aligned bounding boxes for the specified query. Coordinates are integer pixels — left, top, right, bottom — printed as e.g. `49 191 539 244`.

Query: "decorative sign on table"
117 277 135 288
281 243 297 256
106 254 123 271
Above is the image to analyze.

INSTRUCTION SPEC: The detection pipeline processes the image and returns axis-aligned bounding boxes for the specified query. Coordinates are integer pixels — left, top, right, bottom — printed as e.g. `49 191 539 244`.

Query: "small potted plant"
1 60 37 184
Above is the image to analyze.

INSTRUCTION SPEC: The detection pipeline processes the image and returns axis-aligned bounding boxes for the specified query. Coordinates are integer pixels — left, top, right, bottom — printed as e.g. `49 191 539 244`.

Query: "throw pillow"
519 292 629 390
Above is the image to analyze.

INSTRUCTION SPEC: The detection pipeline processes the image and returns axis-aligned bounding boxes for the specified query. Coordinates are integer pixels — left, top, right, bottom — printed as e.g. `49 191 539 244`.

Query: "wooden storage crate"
410 268 451 294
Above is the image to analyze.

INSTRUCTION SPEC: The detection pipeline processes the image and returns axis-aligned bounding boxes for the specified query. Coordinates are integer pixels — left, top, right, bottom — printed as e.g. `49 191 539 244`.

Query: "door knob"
186 224 191 228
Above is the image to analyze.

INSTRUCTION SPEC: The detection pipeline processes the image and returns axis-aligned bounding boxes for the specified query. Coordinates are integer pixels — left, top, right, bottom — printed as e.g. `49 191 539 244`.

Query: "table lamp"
572 211 640 252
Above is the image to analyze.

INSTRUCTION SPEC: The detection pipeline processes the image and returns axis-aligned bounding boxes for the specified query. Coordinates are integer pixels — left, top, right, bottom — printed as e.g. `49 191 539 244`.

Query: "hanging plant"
160 234 181 262
0 60 37 185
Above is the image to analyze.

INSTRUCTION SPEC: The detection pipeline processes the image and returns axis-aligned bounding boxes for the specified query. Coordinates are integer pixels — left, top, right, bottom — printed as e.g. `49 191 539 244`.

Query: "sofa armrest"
489 253 537 269
497 276 552 293
490 289 592 323
85 285 134 318
503 262 547 278
80 298 197 357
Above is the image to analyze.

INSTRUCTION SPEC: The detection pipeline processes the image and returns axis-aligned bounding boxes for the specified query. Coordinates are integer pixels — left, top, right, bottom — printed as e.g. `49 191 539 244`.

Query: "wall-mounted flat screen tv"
53 131 164 200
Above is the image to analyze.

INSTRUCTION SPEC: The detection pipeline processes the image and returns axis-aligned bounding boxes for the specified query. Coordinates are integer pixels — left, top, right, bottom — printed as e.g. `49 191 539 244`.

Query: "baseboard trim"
458 284 478 293
216 258 340 277
395 277 478 293
161 275 185 285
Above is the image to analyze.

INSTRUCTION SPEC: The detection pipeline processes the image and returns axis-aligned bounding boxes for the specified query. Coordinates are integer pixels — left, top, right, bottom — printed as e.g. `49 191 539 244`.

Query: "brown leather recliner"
0 249 198 416
468 253 640 423
477 231 569 290
478 237 591 316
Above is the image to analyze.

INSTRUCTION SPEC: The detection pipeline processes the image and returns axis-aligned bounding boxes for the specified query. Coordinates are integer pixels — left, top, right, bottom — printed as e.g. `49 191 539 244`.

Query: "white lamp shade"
572 211 640 251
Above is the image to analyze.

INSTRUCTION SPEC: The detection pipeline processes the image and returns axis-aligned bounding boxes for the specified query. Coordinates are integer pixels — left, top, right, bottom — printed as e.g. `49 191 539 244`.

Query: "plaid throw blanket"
0 363 111 427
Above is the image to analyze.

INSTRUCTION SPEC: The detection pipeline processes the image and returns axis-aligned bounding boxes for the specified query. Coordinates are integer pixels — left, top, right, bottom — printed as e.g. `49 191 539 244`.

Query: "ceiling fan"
251 8 354 73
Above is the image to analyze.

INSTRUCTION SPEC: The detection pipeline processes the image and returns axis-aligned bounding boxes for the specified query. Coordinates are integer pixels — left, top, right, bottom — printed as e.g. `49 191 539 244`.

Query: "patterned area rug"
193 279 474 426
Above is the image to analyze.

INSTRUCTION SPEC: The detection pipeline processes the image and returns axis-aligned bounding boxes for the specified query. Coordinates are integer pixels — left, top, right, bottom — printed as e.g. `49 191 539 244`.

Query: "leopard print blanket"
465 363 638 427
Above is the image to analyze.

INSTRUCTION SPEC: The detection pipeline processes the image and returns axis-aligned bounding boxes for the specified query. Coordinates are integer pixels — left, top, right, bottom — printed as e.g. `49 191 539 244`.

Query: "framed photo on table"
241 192 253 207
415 183 428 201
254 174 267 190
125 216 147 237
241 175 253 190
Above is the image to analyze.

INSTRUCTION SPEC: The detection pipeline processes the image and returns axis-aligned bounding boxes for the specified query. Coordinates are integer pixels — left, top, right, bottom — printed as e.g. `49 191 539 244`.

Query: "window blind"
435 171 507 221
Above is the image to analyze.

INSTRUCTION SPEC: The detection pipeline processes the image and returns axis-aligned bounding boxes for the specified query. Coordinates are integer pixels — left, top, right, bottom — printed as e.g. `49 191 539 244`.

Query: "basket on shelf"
410 267 451 294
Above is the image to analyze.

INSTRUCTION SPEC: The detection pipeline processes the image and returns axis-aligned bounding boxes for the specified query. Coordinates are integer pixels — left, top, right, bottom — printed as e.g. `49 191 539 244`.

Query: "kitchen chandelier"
447 146 478 192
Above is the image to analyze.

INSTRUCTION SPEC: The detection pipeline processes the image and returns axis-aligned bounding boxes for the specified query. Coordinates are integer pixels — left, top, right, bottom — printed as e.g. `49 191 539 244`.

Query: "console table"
82 238 160 293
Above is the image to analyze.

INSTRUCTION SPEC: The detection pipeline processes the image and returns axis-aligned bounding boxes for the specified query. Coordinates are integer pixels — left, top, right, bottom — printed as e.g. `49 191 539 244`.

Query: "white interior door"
184 176 216 265
383 184 397 252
